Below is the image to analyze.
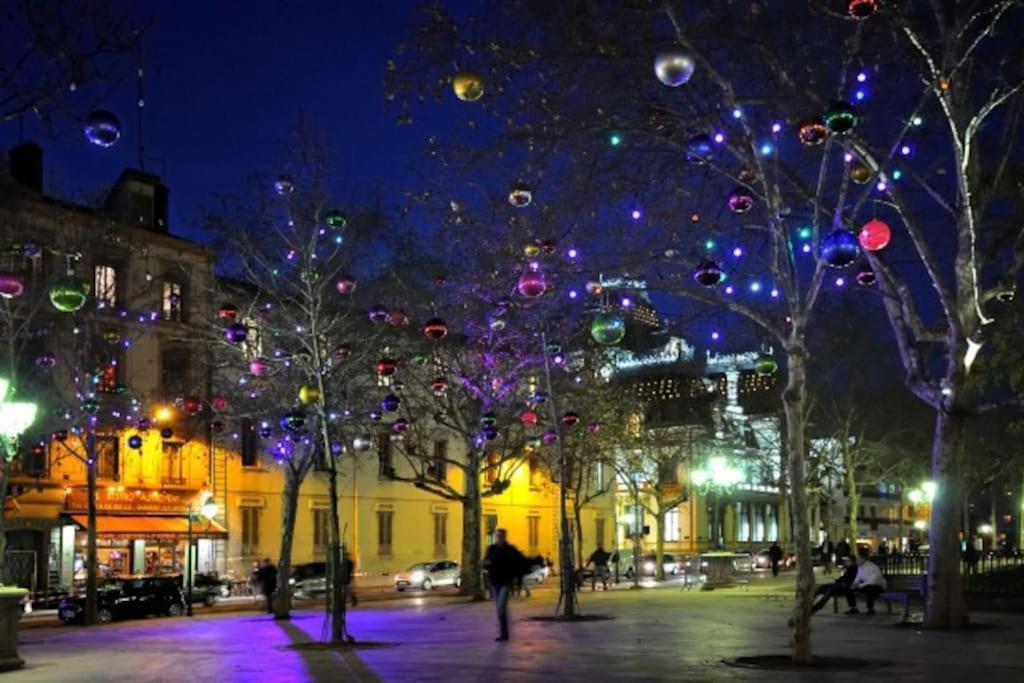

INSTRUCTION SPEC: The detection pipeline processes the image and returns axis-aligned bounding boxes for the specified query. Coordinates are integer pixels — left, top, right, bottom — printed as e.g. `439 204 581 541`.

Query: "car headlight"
411 571 425 582
643 561 655 572
289 578 296 585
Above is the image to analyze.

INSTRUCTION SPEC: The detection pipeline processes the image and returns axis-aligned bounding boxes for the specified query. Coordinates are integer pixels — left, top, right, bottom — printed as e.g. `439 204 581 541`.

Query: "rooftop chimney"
104 169 170 233
9 143 43 193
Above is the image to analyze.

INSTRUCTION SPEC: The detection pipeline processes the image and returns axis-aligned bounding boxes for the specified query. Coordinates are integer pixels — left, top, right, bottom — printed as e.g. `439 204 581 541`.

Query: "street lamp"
691 456 745 550
0 377 37 460
185 492 218 617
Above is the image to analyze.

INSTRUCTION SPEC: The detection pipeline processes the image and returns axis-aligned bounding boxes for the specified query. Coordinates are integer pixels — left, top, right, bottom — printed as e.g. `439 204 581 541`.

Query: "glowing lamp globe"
225 323 248 343
508 183 533 208
49 277 89 313
591 312 626 346
452 70 485 102
273 175 295 196
858 218 891 251
855 263 877 287
521 410 538 427
727 186 755 214
218 303 239 321
849 162 872 185
819 230 860 268
298 385 321 405
754 354 778 377
249 358 270 376
0 272 25 299
797 119 828 146
128 435 143 449
0 378 37 450
693 259 725 287
380 394 400 412
823 102 858 134
654 48 695 87
83 110 121 147
517 267 547 298
423 317 448 340
848 0 878 18
335 276 357 295
325 209 348 229
375 358 397 377
561 411 580 426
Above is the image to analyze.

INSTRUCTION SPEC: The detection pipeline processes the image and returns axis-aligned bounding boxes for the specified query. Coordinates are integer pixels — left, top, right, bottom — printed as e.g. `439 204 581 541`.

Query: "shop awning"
70 515 228 540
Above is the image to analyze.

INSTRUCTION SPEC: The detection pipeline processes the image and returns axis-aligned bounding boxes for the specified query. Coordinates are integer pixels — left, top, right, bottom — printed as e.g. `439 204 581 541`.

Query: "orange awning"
70 515 228 539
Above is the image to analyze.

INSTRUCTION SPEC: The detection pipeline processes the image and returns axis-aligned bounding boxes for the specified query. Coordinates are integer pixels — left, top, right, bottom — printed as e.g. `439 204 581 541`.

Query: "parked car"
394 561 460 591
524 560 549 584
753 549 796 570
59 576 185 625
185 573 229 606
289 562 327 598
731 551 754 573
623 553 679 579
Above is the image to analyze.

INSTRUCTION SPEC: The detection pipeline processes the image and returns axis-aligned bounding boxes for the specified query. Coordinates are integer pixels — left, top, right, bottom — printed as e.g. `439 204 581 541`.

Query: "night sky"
0 1 450 245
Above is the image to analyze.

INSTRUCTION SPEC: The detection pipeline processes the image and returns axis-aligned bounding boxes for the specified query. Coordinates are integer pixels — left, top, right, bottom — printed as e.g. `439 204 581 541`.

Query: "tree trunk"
574 502 584 569
846 461 859 543
460 453 484 600
777 409 793 546
0 460 9 576
654 504 666 581
85 432 98 626
325 462 347 643
782 348 814 664
274 466 302 620
924 409 969 629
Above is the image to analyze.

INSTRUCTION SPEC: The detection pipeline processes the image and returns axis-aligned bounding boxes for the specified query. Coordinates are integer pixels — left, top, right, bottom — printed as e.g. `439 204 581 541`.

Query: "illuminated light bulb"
725 285 734 295
621 297 631 307
892 169 902 180
732 108 742 119
771 123 782 134
770 288 779 298
609 133 622 146
732 247 743 258
836 277 846 287
704 239 716 251
567 247 578 258
876 180 888 192
802 243 812 254
760 143 773 155
798 227 813 240
844 153 853 163
911 116 923 126
749 281 761 292
711 331 720 340
855 90 866 101
900 145 912 156
569 290 577 299
857 72 867 83
631 208 642 220
713 132 725 143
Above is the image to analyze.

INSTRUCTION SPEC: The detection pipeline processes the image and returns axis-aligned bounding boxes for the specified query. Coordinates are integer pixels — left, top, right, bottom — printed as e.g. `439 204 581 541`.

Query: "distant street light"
691 457 745 550
978 523 993 536
0 377 37 460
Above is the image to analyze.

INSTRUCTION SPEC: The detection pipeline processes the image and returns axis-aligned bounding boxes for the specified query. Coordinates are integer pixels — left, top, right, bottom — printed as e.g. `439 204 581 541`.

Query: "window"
377 510 394 556
161 348 191 399
665 508 681 542
595 517 606 549
658 457 678 484
484 514 498 546
313 509 329 556
625 505 644 538
433 511 447 554
738 502 750 542
377 433 393 478
95 436 119 480
528 455 542 488
428 440 447 481
240 507 260 556
484 452 499 485
16 443 47 477
241 419 260 468
528 516 540 551
94 265 117 309
595 461 605 490
161 280 183 321
163 442 183 484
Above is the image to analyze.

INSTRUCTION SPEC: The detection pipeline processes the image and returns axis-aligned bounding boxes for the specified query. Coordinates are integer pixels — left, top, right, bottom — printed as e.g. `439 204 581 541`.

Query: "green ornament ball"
49 276 90 313
590 312 626 346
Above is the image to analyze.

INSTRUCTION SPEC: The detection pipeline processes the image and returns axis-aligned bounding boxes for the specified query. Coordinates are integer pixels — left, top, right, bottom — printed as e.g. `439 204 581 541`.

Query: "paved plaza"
8 580 1022 682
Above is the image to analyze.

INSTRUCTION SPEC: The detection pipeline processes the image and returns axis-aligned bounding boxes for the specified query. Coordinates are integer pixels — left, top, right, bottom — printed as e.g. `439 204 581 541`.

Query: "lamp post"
185 494 218 617
690 456 745 550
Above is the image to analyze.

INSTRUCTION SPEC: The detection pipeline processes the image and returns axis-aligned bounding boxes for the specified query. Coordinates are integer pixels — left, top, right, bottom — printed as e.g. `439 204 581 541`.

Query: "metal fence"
872 552 1024 595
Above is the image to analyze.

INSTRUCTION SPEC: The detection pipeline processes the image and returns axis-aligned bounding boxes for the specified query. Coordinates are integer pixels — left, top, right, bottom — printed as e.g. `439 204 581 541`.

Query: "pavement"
9 573 1022 682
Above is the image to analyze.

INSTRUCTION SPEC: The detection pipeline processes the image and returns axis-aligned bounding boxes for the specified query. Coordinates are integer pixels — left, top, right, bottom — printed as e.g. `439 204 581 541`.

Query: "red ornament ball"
0 272 25 299
858 219 891 251
423 317 448 340
182 396 202 416
517 268 547 298
848 0 878 19
376 358 397 377
218 303 239 321
430 377 449 394
727 186 755 213
561 411 580 426
520 410 538 427
387 309 409 326
211 396 230 412
335 276 357 295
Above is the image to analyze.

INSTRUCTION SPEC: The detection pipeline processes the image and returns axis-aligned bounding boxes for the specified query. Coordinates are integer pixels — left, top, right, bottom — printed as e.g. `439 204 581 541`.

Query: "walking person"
257 558 278 614
819 535 834 576
586 544 612 591
846 546 887 615
835 537 851 561
768 541 783 577
964 536 979 574
483 529 527 642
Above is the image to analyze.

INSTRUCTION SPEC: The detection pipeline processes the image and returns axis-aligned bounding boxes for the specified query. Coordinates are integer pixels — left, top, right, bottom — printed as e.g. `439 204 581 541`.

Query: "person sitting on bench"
812 555 856 613
846 546 887 615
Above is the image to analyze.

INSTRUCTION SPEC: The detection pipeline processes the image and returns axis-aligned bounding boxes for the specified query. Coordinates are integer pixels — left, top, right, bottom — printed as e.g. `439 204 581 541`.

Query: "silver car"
394 560 461 591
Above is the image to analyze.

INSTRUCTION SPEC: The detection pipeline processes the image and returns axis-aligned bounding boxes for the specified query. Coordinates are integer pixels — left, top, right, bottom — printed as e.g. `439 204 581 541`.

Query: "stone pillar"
0 587 27 671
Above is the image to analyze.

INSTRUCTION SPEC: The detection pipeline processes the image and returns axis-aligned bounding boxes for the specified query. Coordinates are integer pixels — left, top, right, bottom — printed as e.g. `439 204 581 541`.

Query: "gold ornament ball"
850 162 872 184
298 385 321 405
452 71 485 102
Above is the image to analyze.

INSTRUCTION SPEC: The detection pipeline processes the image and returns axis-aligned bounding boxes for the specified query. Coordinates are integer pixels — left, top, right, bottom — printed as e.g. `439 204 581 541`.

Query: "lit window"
665 507 681 542
94 265 117 308
161 281 183 321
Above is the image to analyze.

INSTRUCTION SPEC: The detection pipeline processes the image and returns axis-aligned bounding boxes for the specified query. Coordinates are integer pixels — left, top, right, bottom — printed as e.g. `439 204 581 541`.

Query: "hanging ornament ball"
273 175 295 196
249 357 270 376
386 309 409 326
211 420 225 434
352 435 373 452
488 316 506 332
858 218 891 251
545 341 563 356
335 275 357 295
452 70 485 102
423 317 448 340
53 429 69 442
654 48 696 87
281 410 305 431
218 303 239 321
481 412 498 427
298 385 321 405
368 305 388 323
727 186 756 214
823 101 858 134
128 435 143 449
258 427 273 439
532 391 549 404
430 377 449 394
376 358 397 377
524 242 541 258
49 276 89 313
380 394 401 412
797 118 828 146
517 267 547 298
540 240 556 255
34 353 57 369
686 134 713 161
325 209 348 230
392 418 410 433
521 410 538 427
542 429 558 444
433 275 447 287
587 421 600 434
482 425 499 441
83 110 121 147
754 354 778 377
160 427 174 439
369 411 382 422
855 263 877 287
848 0 878 19
225 323 248 343
211 396 230 412
0 272 25 299
182 396 202 416
102 329 120 345
508 183 533 208
332 345 351 360
591 312 626 346
410 353 429 366
849 161 872 185
819 229 860 267
561 411 580 426
693 259 725 287
137 417 152 431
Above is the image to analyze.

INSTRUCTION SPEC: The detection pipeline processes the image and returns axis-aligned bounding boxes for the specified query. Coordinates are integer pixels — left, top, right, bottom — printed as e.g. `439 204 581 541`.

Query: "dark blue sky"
1 1 445 244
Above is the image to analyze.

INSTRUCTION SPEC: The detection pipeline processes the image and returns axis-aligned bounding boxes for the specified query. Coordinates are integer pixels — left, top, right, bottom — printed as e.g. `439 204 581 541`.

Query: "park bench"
878 574 927 622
